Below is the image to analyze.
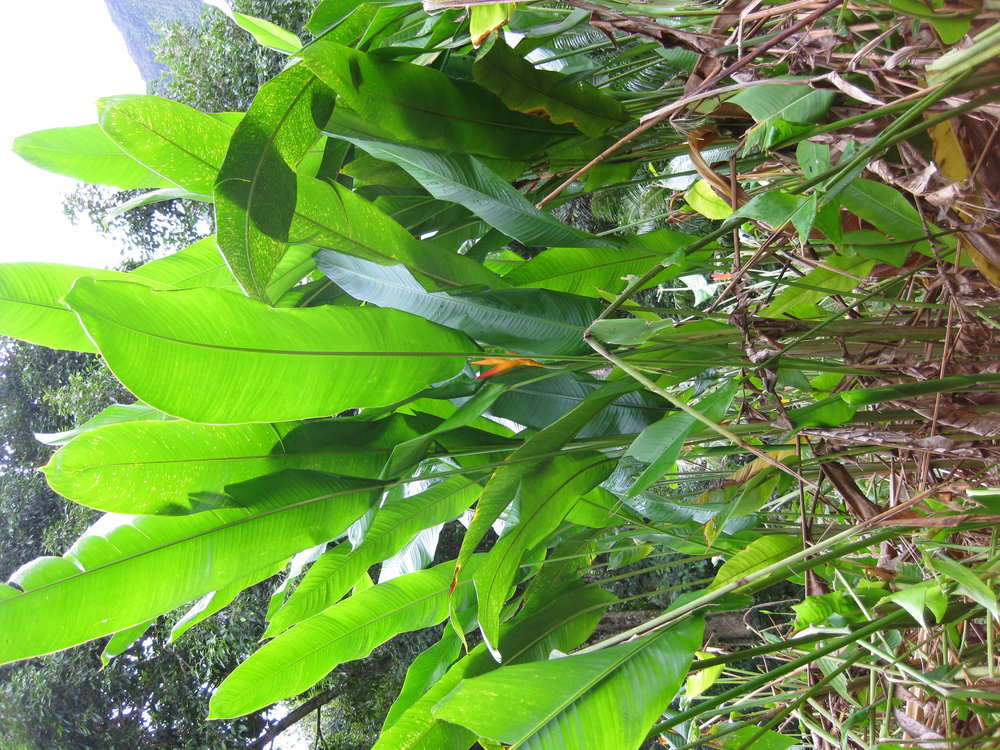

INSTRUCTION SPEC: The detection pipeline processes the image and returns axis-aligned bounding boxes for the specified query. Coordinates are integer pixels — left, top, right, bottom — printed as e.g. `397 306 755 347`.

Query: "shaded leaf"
292 176 504 291
490 372 664 438
474 39 627 136
338 136 608 248
215 66 334 299
316 250 600 355
303 41 570 158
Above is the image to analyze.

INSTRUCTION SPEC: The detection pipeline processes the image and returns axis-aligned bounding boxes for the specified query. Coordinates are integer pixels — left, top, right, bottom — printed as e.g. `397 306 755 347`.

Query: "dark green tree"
150 0 316 112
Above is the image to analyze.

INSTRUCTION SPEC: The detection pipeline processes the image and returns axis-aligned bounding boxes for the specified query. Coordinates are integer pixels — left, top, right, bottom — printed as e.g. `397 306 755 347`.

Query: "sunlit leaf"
65 279 471 423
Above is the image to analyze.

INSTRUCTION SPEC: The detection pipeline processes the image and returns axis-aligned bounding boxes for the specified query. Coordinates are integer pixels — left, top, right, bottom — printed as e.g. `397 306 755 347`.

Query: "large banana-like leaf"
625 379 738 497
474 452 613 651
452 380 637 609
98 95 234 194
0 470 375 664
376 582 616 750
316 250 601 355
133 236 317 301
209 558 482 719
301 41 570 159
64 279 471 424
12 123 174 189
292 176 504 291
503 229 714 296
433 617 703 750
490 372 664 438
34 403 170 448
382 629 463 733
0 263 132 352
265 475 481 636
474 39 627 137
169 558 287 642
339 136 609 248
215 65 334 299
385 383 509 477
43 416 419 514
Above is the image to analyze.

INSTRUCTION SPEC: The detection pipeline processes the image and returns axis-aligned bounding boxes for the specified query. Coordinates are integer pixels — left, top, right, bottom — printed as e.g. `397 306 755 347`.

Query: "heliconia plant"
4 1 1000 747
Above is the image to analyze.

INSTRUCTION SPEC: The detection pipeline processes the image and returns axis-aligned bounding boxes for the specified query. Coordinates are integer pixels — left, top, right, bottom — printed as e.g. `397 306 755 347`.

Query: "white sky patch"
0 2 147 269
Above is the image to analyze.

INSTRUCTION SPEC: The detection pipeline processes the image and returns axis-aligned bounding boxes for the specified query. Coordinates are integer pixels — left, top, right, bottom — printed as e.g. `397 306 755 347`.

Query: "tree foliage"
4 2 1000 749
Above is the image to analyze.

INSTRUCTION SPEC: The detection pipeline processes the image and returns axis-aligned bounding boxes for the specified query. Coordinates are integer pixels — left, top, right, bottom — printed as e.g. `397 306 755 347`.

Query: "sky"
0 2 147 268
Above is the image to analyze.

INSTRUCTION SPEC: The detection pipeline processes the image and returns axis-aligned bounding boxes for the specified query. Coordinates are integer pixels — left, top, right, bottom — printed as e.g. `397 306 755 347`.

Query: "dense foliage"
4 1 1000 748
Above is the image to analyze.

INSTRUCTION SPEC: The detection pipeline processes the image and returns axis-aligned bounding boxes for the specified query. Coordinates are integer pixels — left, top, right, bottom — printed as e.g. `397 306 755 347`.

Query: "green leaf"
383 628 464 731
232 11 302 53
100 620 154 667
13 124 173 189
489 372 663 438
209 558 481 719
0 263 130 352
882 581 948 629
170 559 286 642
738 190 817 242
302 41 570 159
626 380 737 498
43 416 417 514
131 236 237 290
504 229 711 297
685 178 733 219
843 229 910 267
792 591 852 628
375 581 615 750
788 395 857 429
686 651 724 698
723 726 796 750
760 253 873 319
34 402 171 447
105 187 211 220
265 476 481 637
292 176 504 291
0 471 374 664
215 66 334 299
929 554 998 622
731 84 835 151
386 384 509 477
338 136 608 248
433 617 702 750
452 381 638 611
470 3 514 46
98 95 234 193
840 374 1000 407
709 535 802 590
840 179 932 254
307 0 377 37
64 279 471 424
316 251 601 355
473 39 627 137
474 452 613 651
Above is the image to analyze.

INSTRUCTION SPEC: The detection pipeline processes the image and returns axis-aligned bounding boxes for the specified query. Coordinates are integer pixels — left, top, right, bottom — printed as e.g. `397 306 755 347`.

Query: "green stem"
647 609 908 737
